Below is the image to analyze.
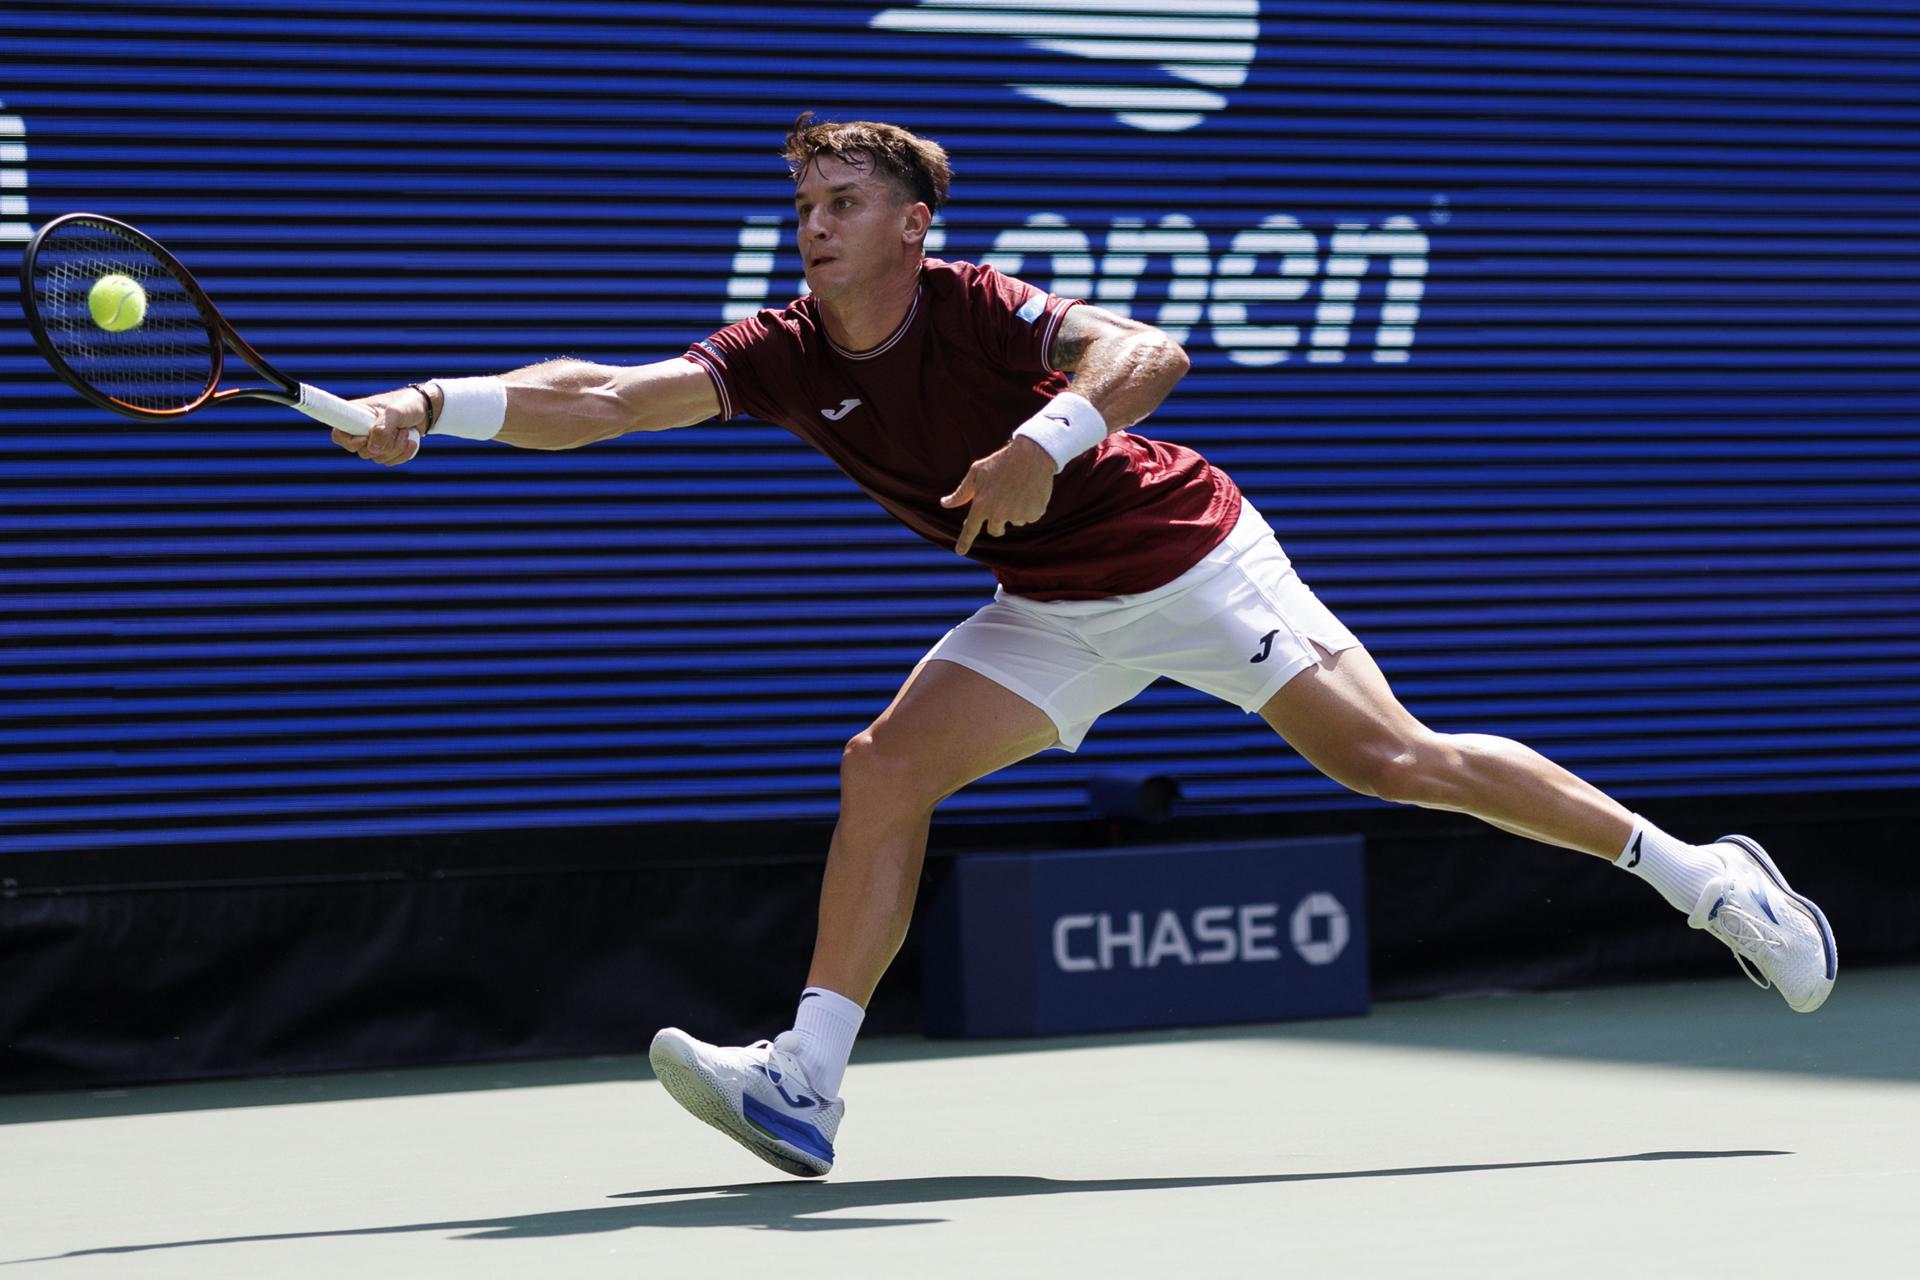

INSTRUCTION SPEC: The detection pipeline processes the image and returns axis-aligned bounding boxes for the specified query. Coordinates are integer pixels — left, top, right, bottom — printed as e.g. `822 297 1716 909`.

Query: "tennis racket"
17 211 375 435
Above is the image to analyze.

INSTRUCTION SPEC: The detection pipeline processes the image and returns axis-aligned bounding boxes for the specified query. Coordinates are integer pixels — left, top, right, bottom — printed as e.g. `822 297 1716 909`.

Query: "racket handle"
294 383 377 436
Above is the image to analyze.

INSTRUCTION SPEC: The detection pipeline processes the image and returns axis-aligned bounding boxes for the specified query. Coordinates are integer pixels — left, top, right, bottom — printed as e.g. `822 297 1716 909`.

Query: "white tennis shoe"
1689 834 1837 1013
648 1027 843 1178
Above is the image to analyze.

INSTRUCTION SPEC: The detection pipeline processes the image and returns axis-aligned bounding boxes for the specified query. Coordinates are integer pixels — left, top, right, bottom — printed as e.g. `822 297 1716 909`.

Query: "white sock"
1615 815 1728 914
777 987 864 1100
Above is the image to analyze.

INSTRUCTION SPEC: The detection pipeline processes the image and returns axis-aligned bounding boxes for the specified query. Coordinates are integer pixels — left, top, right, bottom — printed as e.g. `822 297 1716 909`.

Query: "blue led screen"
1 1 1916 853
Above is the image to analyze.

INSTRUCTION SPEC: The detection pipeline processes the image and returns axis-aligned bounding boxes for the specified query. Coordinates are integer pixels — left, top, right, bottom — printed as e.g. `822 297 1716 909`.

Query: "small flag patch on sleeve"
1015 291 1047 324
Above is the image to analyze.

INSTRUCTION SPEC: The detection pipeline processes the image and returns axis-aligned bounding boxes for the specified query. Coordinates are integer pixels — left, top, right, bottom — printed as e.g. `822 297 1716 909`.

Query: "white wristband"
1011 391 1108 473
428 376 508 441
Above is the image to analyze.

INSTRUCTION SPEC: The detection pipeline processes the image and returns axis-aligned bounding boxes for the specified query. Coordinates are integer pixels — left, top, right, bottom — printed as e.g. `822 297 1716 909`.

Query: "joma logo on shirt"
821 398 862 420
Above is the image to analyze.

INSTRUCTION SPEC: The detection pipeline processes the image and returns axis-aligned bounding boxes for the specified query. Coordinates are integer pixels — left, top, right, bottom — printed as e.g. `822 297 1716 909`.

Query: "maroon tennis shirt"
684 258 1240 600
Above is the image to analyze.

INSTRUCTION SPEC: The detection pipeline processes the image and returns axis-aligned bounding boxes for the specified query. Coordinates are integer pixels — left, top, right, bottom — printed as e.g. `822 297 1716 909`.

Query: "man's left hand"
940 436 1057 556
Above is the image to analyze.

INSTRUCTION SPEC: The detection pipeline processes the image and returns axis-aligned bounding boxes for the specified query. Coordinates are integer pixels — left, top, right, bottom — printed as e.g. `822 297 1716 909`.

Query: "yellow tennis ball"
88 273 148 333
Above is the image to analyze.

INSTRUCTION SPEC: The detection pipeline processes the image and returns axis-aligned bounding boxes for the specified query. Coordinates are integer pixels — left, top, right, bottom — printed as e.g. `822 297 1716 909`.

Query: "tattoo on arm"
1039 303 1187 429
1048 321 1094 373
1047 303 1147 373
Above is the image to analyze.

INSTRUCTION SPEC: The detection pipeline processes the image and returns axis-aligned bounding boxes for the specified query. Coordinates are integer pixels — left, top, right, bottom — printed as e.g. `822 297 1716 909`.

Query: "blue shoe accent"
743 1094 836 1164
753 1064 818 1109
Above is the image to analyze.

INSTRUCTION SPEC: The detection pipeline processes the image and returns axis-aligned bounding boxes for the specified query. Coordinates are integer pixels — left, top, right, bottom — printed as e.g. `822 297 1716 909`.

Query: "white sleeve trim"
685 345 734 421
1040 298 1079 374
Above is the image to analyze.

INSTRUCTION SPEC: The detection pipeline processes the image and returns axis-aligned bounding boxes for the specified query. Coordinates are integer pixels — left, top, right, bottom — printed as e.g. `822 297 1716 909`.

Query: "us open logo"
870 0 1260 133
725 210 1428 366
730 1 1430 364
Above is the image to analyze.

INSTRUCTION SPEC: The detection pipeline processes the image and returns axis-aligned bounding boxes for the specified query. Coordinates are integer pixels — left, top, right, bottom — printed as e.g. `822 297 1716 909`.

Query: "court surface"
3 966 1913 1278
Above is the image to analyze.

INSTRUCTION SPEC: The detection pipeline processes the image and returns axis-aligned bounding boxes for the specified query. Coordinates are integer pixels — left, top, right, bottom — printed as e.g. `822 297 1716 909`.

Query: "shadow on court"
2 1151 1785 1262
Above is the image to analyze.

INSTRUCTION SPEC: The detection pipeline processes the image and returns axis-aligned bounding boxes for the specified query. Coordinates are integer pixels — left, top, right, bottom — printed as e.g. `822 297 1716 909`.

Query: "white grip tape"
1011 391 1108 473
429 375 508 440
294 383 377 436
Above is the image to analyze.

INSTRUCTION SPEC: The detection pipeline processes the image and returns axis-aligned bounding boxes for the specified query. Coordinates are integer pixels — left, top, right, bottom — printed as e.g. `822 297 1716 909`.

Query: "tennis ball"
88 273 147 333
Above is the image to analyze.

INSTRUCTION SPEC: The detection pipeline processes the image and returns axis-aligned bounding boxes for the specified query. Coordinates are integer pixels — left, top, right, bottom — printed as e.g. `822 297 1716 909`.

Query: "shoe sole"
648 1031 830 1178
1717 833 1838 1013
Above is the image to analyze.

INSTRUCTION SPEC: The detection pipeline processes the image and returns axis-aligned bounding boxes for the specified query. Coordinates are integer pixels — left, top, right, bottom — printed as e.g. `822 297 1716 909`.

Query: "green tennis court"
5 966 1912 1278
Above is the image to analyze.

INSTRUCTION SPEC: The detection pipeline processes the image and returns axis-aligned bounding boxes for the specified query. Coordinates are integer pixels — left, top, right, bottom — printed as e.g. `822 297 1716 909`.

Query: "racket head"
19 212 228 421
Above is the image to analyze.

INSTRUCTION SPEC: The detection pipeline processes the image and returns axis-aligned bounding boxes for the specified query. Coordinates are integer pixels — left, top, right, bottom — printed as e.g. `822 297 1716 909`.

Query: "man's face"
793 153 923 303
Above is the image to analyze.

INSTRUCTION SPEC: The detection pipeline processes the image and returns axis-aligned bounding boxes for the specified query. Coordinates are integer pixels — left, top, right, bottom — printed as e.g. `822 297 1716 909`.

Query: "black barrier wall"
3 790 1918 1090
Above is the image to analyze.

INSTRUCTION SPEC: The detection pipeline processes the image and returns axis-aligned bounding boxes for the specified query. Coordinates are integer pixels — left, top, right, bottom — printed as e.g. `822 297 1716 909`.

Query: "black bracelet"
404 382 437 433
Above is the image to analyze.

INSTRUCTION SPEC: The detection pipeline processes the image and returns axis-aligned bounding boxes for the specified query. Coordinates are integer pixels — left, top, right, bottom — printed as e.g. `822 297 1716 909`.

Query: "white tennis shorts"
923 500 1361 751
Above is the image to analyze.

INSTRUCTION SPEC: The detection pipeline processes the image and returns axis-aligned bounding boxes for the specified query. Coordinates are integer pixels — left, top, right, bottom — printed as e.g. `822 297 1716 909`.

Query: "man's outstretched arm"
333 355 721 467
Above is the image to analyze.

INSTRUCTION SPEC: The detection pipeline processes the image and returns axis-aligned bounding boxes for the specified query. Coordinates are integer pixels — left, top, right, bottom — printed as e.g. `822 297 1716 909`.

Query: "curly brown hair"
783 111 952 212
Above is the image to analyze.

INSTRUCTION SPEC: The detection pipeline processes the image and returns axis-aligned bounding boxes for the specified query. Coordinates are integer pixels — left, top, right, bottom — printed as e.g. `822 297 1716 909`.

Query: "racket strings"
31 220 218 413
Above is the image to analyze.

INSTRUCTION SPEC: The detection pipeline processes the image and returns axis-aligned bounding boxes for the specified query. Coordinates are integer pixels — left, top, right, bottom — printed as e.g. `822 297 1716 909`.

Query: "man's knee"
1332 731 1460 807
841 725 942 815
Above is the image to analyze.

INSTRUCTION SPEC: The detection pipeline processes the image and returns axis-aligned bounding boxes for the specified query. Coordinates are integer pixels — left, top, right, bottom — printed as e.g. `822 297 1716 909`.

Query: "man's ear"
901 201 932 248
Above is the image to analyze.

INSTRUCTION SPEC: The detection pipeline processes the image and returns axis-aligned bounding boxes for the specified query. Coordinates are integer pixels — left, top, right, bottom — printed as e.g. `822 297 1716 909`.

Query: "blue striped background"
1 0 1916 853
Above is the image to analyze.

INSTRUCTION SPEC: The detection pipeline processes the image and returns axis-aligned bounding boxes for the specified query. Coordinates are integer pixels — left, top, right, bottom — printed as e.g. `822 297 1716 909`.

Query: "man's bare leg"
1258 643 1631 857
1255 640 1836 1012
646 658 1059 1175
806 657 1059 1003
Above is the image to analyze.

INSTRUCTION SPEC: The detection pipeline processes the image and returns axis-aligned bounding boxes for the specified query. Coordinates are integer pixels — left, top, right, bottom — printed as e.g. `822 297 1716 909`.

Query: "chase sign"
924 836 1368 1037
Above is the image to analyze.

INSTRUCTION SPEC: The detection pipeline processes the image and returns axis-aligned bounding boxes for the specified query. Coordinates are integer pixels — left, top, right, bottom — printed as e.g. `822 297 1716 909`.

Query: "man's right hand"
331 386 430 467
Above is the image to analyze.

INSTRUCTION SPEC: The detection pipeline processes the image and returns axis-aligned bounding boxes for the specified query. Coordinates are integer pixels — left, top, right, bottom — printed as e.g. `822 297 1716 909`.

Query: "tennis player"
336 114 1837 1178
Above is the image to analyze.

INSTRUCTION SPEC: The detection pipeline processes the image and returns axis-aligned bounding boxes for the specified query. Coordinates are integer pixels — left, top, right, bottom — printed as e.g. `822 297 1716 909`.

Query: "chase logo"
870 0 1259 133
1051 894 1352 973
